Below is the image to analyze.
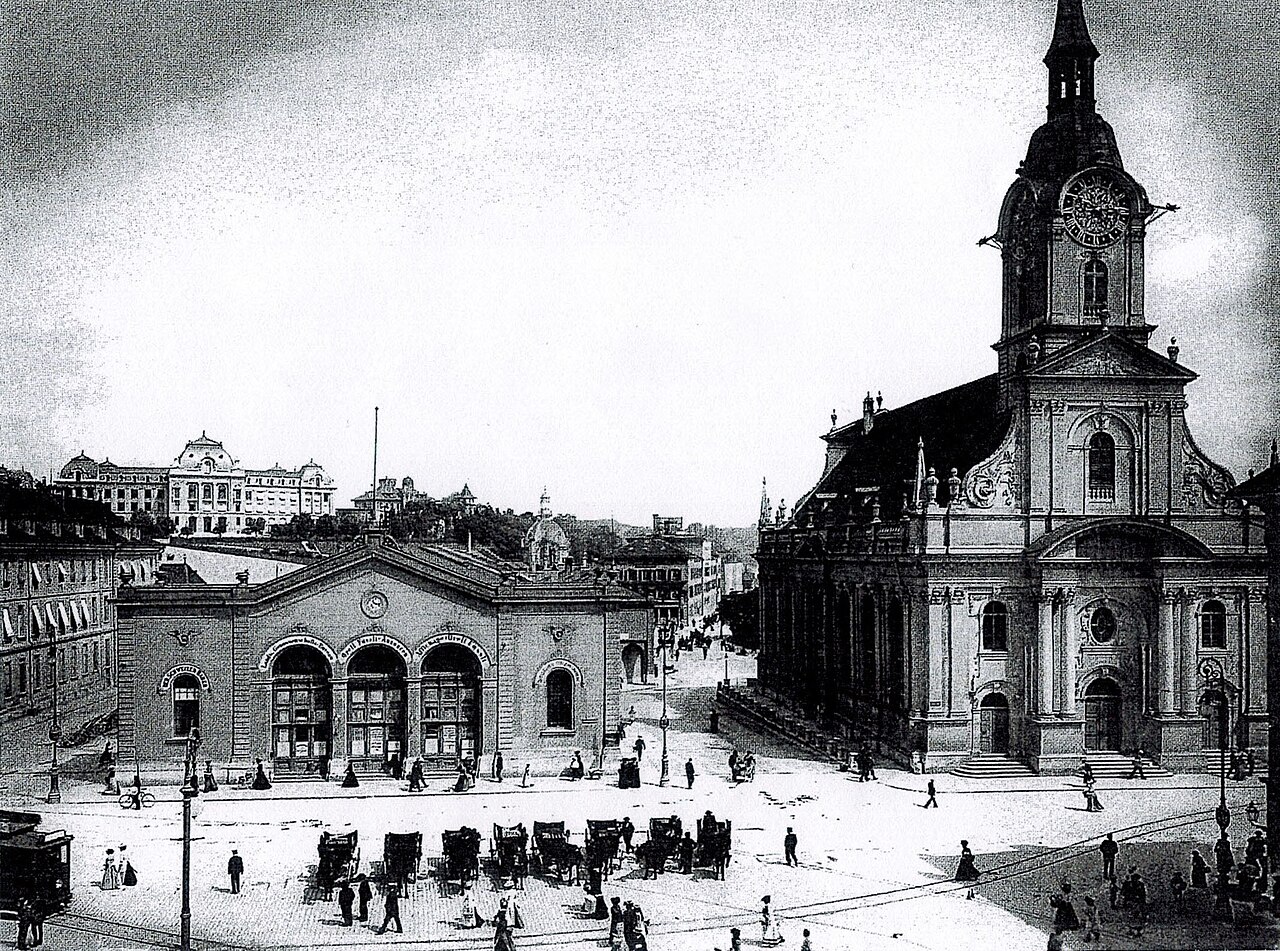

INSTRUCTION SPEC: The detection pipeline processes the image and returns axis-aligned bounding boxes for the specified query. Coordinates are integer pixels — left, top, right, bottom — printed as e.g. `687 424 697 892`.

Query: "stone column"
1061 589 1078 716
1038 595 1054 715
1159 591 1178 714
928 589 947 714
406 679 421 760
1180 592 1198 713
330 677 348 772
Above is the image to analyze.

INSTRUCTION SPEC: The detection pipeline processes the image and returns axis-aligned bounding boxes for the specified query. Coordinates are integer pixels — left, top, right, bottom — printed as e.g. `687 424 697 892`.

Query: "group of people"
852 744 878 782
727 747 756 783
99 845 138 890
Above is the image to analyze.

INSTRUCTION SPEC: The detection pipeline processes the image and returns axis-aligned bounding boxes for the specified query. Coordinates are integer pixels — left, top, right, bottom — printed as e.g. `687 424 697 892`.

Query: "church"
756 0 1269 774
113 533 648 775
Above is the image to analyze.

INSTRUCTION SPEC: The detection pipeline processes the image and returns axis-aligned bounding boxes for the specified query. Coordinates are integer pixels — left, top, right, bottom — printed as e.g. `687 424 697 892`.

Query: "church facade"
114 534 647 774
756 0 1269 774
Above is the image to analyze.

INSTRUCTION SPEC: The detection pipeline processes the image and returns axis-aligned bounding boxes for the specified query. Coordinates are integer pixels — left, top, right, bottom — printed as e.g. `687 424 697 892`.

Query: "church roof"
806 375 1008 514
612 534 698 562
1232 462 1280 504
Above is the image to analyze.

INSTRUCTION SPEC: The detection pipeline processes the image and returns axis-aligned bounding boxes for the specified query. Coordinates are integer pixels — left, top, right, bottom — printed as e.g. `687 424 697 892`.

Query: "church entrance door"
420 644 482 773
978 693 1010 754
1083 678 1122 751
346 645 407 772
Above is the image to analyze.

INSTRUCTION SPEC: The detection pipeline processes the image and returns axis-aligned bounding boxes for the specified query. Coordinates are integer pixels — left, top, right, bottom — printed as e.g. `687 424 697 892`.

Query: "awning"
56 562 67 582
31 605 44 635
31 562 44 586
46 603 58 630
2 608 13 640
57 602 71 632
80 599 92 628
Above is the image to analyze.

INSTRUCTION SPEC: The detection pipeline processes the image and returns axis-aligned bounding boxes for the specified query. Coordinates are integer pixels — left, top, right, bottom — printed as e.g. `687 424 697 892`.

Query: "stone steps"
1079 751 1171 779
949 754 1037 779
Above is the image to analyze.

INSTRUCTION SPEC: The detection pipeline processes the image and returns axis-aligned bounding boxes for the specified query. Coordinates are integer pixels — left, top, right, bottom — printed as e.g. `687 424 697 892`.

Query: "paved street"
2 648 1274 951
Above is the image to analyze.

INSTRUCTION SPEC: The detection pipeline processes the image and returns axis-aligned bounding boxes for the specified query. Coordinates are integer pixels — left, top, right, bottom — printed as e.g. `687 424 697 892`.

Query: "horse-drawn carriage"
585 820 623 878
731 753 756 783
383 832 422 896
317 830 360 897
440 827 481 887
694 818 731 880
636 816 682 879
491 823 529 889
531 821 583 884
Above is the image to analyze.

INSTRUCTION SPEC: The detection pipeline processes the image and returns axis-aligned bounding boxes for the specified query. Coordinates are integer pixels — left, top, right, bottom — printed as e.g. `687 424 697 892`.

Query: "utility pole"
47 613 61 804
659 624 670 787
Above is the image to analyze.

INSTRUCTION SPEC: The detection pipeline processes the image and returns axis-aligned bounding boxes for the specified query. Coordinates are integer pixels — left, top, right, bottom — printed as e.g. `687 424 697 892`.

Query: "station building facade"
755 0 1269 774
113 535 646 774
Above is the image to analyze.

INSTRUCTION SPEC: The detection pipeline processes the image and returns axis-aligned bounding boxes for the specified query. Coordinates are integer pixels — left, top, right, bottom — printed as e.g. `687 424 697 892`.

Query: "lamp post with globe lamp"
658 623 674 787
180 726 202 951
1198 658 1232 915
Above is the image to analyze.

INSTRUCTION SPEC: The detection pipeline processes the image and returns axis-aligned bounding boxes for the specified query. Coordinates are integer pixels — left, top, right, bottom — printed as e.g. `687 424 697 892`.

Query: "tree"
315 514 336 537
717 588 760 650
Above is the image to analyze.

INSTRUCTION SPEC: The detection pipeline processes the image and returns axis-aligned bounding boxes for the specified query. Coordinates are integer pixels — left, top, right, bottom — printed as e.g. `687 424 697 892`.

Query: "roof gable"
1029 332 1196 381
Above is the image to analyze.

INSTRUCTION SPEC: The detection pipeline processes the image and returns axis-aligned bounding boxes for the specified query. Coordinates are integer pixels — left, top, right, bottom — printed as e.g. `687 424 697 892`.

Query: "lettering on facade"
532 657 584 688
157 663 212 694
258 634 338 672
413 631 492 669
337 632 412 665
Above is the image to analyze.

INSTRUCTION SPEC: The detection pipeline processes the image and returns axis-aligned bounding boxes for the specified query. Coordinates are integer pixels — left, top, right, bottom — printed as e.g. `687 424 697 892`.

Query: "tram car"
317 830 360 895
0 811 74 913
383 832 422 896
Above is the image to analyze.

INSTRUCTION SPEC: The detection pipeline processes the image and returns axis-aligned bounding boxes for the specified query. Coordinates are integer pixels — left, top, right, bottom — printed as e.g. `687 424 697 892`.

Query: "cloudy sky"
3 0 1276 525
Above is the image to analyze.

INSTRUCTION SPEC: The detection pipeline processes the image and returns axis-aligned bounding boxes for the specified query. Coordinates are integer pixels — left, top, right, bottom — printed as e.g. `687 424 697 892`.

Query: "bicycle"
118 790 157 809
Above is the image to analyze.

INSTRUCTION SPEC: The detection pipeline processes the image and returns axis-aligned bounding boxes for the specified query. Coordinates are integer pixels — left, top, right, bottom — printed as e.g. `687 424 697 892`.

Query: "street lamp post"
659 626 671 787
723 639 730 687
47 634 61 804
1198 659 1231 915
180 727 202 951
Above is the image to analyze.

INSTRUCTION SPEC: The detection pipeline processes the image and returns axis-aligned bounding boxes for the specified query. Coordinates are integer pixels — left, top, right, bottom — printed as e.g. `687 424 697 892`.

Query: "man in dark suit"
227 850 244 894
376 886 402 933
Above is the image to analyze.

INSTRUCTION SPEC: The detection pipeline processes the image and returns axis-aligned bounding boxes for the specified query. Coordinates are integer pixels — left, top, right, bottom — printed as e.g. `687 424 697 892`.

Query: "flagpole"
372 407 379 526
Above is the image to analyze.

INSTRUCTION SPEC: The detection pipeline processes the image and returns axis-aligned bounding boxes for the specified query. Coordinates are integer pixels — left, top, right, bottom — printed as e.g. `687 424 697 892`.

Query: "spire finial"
1045 0 1099 118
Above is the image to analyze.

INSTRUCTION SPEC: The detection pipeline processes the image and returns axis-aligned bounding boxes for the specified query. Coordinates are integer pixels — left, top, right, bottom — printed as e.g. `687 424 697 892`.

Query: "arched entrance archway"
271 645 332 775
979 693 1010 754
420 644 482 772
1084 678 1122 751
621 643 646 684
1200 688 1230 751
346 645 407 772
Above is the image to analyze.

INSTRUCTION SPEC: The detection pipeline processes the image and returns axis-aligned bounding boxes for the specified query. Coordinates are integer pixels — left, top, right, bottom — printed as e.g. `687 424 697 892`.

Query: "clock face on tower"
1060 170 1129 248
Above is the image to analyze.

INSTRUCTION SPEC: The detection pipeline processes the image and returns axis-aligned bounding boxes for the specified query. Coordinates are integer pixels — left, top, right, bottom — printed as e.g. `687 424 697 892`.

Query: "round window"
1090 606 1116 643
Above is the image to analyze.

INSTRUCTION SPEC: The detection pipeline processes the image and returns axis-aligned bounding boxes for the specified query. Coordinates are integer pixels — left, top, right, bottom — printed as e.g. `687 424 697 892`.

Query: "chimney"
235 570 250 586
863 392 875 432
876 391 883 412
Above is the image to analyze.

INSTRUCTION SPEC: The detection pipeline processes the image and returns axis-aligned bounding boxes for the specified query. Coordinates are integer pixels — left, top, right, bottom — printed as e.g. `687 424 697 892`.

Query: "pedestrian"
621 817 635 852
1247 830 1269 879
203 760 218 793
16 896 34 951
799 927 812 951
854 749 868 782
923 779 938 809
760 895 784 945
679 832 694 874
119 845 137 887
784 827 798 866
460 881 484 928
227 850 244 894
609 897 624 950
622 900 638 948
1080 760 1094 786
392 752 404 781
629 900 649 949
1125 872 1147 937
1050 881 1081 933
318 753 330 781
864 749 877 780
252 758 272 790
409 757 424 792
1169 868 1188 904
500 894 525 929
356 874 373 921
98 741 113 769
342 762 360 788
633 735 646 762
702 641 709 660
729 748 739 777
1127 749 1146 780
521 764 531 787
955 840 979 881
494 923 516 951
1190 849 1209 888
494 751 504 782
685 758 695 789
1214 834 1235 877
103 766 119 796
728 926 742 951
100 849 121 890
1081 896 1101 942
338 880 355 926
376 885 402 933
1108 876 1119 909
568 750 585 780
1099 833 1118 881
1246 748 1256 776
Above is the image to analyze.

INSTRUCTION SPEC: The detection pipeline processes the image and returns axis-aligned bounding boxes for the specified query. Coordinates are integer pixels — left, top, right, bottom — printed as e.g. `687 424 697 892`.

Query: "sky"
3 0 1277 526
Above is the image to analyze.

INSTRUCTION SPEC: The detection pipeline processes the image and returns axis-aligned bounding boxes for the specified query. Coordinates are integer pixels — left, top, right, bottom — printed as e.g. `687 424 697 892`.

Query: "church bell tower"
993 0 1154 406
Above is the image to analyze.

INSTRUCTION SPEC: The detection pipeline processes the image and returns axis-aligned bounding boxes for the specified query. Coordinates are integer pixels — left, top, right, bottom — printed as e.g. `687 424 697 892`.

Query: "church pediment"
1028 333 1196 381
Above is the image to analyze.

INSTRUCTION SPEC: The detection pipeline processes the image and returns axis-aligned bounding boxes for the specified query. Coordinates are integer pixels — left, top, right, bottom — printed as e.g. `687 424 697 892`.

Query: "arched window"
1083 260 1108 318
173 674 201 737
546 669 573 729
981 601 1008 652
1087 432 1116 502
1199 600 1226 649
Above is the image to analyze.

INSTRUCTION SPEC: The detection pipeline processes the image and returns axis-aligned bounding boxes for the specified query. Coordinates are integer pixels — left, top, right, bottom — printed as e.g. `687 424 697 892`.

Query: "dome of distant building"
60 452 99 481
524 489 569 571
176 432 235 471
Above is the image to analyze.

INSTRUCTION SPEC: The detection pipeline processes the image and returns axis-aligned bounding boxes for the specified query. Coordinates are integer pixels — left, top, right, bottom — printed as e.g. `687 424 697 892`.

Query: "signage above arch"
531 657 584 689
157 663 212 695
258 634 339 673
338 632 413 667
413 631 493 671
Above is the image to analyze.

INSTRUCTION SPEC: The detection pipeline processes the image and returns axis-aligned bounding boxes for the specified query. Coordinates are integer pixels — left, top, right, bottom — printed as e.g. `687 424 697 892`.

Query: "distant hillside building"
524 490 569 572
56 434 335 535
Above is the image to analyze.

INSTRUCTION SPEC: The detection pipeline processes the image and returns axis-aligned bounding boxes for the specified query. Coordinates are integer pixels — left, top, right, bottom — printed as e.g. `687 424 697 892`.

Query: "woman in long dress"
760 895 784 945
101 849 121 890
460 882 482 928
955 841 980 881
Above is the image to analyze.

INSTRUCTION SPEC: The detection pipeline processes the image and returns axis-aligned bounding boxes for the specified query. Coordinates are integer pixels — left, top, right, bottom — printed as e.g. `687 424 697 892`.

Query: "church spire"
1044 0 1099 118
758 477 771 529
